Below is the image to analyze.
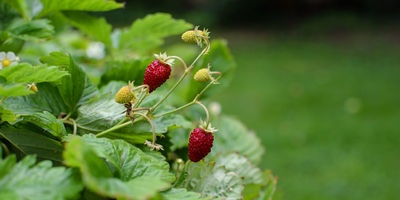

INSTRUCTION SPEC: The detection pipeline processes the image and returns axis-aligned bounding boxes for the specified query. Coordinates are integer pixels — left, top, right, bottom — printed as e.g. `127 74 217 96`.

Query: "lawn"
214 30 400 200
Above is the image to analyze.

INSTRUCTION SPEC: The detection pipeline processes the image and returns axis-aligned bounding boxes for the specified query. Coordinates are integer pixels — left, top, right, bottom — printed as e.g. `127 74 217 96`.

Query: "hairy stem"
96 117 144 138
149 40 211 114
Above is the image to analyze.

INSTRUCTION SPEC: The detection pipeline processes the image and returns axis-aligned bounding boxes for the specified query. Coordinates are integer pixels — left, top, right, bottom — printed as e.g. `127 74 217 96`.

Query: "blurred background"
104 1 400 199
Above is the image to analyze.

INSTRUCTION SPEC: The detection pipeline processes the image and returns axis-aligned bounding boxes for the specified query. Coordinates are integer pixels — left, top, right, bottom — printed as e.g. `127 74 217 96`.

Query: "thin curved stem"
0 142 10 156
149 68 190 113
195 101 210 128
62 118 77 135
62 112 72 121
69 118 77 135
96 116 144 138
194 75 222 102
169 55 188 69
154 101 196 118
150 42 210 114
135 112 156 145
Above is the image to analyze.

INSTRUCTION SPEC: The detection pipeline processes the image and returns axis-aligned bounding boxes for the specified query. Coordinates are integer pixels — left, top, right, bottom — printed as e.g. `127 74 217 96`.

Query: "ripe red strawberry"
143 54 173 92
188 128 214 162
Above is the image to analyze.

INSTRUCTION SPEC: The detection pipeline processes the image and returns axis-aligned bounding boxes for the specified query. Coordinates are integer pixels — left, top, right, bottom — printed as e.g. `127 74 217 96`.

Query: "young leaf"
119 13 193 54
39 0 123 16
22 111 67 138
64 135 173 199
62 11 112 48
7 19 54 41
0 126 64 163
0 155 82 200
75 82 125 133
1 82 69 123
211 115 265 165
40 52 97 112
0 83 32 97
0 63 69 84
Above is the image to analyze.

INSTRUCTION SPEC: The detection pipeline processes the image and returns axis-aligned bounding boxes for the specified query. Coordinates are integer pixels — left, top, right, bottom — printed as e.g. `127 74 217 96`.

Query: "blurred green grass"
214 31 400 199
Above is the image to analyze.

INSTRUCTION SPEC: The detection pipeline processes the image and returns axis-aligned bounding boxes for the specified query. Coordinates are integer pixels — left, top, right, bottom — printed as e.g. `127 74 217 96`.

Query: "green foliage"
0 0 276 199
0 126 63 162
62 11 113 48
212 115 265 165
6 19 54 41
64 135 172 199
39 0 124 16
0 155 82 199
119 13 193 54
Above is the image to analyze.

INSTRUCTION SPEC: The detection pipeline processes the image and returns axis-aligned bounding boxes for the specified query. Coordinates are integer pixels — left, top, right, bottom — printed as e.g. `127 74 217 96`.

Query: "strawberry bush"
0 0 277 199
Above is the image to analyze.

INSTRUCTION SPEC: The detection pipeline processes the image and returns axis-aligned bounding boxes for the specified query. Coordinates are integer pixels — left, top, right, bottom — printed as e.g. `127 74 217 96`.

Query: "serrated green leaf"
0 63 69 84
0 106 18 123
160 188 205 200
0 126 63 163
6 0 43 20
0 155 82 200
214 153 264 185
39 0 123 16
182 161 244 199
7 19 54 40
100 58 151 86
1 82 69 121
22 111 67 138
78 134 175 182
64 135 173 199
75 81 126 133
0 83 32 97
119 13 192 54
211 115 264 165
40 52 98 112
62 11 112 48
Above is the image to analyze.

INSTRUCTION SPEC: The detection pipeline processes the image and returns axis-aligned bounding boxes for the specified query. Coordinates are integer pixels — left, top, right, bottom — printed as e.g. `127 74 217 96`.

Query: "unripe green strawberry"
194 68 212 82
181 27 210 47
181 30 197 44
143 53 173 92
188 128 214 162
115 85 136 104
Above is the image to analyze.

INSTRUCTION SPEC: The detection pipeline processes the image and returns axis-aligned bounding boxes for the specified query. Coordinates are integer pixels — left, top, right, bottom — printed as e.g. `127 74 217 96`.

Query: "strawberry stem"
149 40 211 114
153 73 221 118
169 55 188 69
195 101 210 128
96 117 144 138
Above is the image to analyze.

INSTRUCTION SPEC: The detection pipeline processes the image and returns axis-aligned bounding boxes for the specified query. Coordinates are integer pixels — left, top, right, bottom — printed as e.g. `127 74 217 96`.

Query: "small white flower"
86 42 105 60
0 51 20 69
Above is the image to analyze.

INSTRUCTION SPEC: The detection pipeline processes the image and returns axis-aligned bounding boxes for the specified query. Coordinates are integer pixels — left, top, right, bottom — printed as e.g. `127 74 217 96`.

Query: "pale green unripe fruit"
115 86 136 104
194 68 211 82
181 30 198 44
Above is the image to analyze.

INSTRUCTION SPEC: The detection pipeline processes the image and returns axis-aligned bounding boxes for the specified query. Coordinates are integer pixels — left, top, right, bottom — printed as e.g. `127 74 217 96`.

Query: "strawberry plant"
0 0 277 199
